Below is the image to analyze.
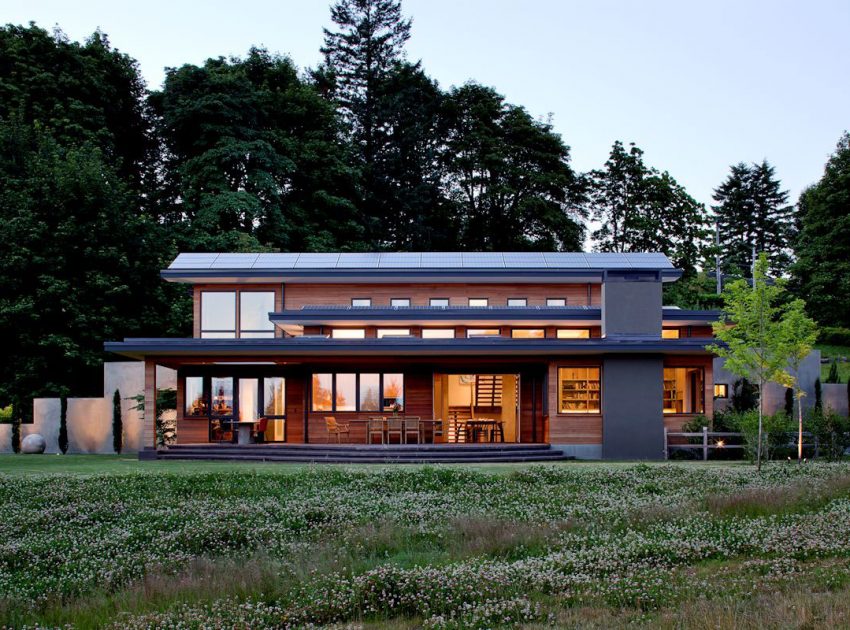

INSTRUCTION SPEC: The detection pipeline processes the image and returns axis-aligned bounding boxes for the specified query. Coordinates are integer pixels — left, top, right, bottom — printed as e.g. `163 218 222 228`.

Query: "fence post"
702 426 708 461
663 427 668 460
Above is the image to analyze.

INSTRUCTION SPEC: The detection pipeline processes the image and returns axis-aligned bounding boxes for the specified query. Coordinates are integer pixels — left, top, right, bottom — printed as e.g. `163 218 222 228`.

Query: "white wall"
0 362 176 454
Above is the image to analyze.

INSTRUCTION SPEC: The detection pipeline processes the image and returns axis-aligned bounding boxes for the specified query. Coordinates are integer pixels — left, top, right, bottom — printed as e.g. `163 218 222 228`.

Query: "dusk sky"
8 0 849 208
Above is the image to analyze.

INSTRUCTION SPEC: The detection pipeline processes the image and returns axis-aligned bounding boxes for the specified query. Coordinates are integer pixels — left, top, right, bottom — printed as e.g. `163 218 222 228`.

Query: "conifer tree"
713 160 795 277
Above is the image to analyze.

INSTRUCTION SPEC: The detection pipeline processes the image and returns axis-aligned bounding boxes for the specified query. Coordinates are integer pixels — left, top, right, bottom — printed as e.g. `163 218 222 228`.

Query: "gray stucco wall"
601 279 662 338
602 355 665 459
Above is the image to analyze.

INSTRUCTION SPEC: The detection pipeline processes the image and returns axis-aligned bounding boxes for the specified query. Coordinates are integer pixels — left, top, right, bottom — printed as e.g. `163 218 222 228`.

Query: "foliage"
130 388 177 447
713 160 795 277
725 410 793 461
808 408 850 461
589 140 712 275
815 378 823 412
826 360 841 384
442 83 585 250
10 410 20 454
792 132 850 328
730 378 759 413
1 463 850 627
58 396 68 454
662 271 723 310
709 254 791 467
818 327 850 347
0 405 11 423
112 389 123 454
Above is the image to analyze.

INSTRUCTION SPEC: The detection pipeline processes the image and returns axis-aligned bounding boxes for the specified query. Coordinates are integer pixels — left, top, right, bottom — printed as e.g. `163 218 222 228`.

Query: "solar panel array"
168 252 673 271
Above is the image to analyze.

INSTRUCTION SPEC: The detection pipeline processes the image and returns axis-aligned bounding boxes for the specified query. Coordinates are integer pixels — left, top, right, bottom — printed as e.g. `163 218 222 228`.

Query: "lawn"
1 457 849 628
817 343 850 383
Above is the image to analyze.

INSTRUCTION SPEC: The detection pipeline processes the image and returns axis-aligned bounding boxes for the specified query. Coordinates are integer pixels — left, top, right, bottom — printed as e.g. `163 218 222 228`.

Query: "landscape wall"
0 362 175 454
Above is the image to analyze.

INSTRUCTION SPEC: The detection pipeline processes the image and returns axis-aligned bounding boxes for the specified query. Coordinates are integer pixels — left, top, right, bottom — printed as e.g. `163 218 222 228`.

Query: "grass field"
1 456 850 628
817 343 850 383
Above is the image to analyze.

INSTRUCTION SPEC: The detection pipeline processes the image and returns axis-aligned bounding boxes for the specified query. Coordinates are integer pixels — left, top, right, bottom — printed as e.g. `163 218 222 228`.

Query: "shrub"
809 408 850 461
59 396 68 454
728 410 793 461
731 378 758 413
826 360 841 384
112 389 123 454
0 404 12 423
11 407 20 454
818 326 850 346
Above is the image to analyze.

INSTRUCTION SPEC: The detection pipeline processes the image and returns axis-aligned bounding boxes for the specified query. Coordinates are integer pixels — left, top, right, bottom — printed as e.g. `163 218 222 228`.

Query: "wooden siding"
285 283 600 309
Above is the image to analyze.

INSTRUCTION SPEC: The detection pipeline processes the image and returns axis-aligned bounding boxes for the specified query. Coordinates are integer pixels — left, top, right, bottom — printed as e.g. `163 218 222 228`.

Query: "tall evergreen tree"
151 48 364 252
792 132 850 327
713 160 795 277
589 141 711 274
442 83 584 250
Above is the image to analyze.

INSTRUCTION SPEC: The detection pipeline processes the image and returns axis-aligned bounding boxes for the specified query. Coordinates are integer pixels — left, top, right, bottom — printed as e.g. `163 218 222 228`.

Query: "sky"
6 0 849 208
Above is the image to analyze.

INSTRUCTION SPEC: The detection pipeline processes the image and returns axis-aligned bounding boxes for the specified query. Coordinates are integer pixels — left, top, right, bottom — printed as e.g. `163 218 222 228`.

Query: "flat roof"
168 252 675 271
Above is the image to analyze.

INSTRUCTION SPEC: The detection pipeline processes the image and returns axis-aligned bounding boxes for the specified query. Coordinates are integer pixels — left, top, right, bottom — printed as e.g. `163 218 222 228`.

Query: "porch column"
144 358 157 448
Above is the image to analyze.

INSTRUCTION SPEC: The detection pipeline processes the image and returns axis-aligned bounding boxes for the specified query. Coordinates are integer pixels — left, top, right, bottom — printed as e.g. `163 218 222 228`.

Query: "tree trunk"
757 379 764 471
797 387 803 462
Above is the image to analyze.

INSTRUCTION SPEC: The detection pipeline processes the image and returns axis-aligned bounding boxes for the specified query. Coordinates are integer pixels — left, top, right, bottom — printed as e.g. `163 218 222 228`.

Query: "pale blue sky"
7 0 849 207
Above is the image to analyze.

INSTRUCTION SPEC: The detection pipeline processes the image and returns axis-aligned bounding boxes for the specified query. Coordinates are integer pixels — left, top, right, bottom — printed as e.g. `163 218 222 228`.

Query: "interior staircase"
475 374 503 407
150 443 572 464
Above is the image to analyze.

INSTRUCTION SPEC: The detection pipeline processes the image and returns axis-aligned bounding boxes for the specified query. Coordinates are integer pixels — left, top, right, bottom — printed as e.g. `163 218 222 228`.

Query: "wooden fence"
664 427 744 460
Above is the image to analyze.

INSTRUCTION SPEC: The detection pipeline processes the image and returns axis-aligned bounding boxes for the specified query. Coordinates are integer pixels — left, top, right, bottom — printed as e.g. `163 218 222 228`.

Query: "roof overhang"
105 337 716 361
160 268 684 284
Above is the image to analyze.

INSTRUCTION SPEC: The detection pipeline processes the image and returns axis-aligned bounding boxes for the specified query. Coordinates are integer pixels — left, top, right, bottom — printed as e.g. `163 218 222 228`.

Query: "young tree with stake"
709 254 788 471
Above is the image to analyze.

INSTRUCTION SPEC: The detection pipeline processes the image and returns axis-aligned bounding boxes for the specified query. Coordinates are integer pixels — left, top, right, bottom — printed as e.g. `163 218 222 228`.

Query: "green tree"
151 48 363 252
442 83 584 250
11 407 21 454
775 299 818 461
826 360 840 384
713 161 795 277
792 132 850 328
112 389 123 454
709 253 790 470
589 141 712 275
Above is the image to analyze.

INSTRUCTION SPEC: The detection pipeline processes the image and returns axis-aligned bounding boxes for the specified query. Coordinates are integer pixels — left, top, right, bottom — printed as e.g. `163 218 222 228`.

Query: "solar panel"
166 251 674 271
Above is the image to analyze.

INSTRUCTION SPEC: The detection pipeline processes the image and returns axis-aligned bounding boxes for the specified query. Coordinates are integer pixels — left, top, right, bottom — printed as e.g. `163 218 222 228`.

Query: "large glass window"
185 376 206 416
422 328 455 339
335 373 357 411
558 367 601 413
557 328 591 339
512 329 545 338
210 377 234 416
663 367 705 414
662 328 681 339
238 379 259 423
201 292 236 338
383 373 404 411
312 373 404 412
377 329 411 338
312 373 333 411
240 292 275 337
264 377 286 416
359 374 380 411
332 329 366 339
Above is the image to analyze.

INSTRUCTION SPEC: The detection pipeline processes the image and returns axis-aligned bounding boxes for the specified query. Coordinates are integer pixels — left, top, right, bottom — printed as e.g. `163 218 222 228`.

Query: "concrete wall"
714 350 823 415
824 383 849 416
601 275 662 338
602 355 665 459
0 362 176 454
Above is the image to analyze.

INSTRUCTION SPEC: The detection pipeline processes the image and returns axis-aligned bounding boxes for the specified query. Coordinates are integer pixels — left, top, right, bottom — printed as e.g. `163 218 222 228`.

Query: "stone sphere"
21 434 46 454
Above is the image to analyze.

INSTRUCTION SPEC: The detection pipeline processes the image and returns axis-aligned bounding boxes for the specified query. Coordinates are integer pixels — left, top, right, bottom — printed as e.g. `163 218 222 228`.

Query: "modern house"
104 252 719 460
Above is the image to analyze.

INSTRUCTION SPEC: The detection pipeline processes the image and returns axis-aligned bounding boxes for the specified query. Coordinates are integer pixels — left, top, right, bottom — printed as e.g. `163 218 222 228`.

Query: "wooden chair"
386 416 404 444
324 416 350 443
252 417 269 443
430 418 445 444
367 417 385 444
403 416 420 444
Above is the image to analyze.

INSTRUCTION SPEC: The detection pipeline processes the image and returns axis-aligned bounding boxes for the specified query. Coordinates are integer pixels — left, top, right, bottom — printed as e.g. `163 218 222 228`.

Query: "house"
104 252 720 460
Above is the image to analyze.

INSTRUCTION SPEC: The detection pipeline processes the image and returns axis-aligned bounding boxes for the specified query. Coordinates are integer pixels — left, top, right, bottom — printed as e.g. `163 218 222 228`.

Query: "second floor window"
200 290 275 339
468 298 489 307
507 298 527 307
430 298 450 307
351 298 371 307
546 298 567 307
391 298 411 307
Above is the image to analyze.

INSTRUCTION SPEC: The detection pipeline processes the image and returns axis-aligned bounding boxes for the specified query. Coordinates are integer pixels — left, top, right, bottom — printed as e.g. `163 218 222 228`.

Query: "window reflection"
210 377 233 416
185 377 206 416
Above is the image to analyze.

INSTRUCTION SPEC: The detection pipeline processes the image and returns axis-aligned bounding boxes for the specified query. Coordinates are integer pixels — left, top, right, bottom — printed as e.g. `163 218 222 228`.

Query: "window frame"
468 297 489 307
429 297 450 307
390 298 411 308
507 297 528 307
546 298 567 307
200 289 277 339
557 366 602 414
663 366 706 414
310 372 406 413
351 298 372 307
714 383 729 399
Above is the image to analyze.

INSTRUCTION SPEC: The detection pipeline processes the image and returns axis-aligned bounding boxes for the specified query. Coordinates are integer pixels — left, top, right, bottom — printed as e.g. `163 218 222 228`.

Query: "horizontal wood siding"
286 376 306 443
285 283 600 309
176 418 209 443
